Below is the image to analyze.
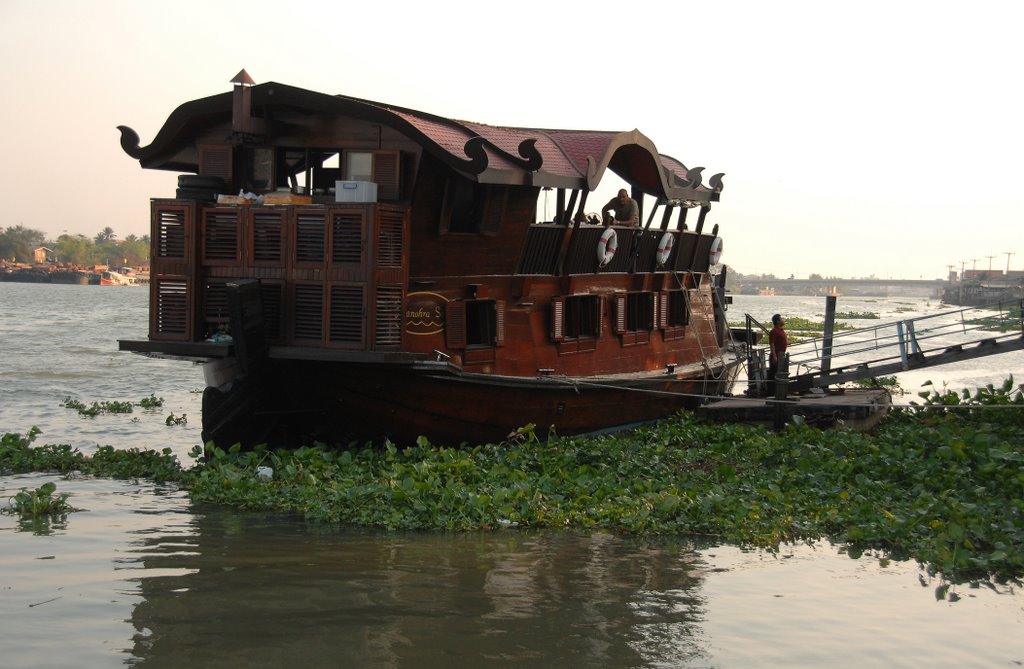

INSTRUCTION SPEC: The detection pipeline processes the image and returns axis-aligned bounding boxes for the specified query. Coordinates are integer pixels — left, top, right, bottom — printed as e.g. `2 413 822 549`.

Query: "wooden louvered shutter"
292 283 324 344
658 291 669 328
250 210 285 265
198 145 232 182
613 294 627 334
201 208 241 265
494 300 505 346
294 211 326 264
479 185 507 235
373 150 401 200
446 300 467 349
550 296 566 342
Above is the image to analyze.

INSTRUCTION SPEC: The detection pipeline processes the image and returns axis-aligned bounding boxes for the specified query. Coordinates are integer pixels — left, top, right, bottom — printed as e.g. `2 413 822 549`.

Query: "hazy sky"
1 0 1020 280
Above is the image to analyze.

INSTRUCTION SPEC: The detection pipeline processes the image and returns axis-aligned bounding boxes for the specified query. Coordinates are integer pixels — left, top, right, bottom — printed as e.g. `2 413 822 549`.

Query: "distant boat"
99 268 140 286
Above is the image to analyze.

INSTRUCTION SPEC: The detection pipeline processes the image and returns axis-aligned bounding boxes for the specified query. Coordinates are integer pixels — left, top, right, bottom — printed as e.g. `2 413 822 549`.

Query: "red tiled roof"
121 81 722 202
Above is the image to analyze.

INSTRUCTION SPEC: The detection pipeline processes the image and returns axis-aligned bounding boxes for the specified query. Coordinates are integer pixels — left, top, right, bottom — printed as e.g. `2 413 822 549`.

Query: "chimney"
231 69 262 135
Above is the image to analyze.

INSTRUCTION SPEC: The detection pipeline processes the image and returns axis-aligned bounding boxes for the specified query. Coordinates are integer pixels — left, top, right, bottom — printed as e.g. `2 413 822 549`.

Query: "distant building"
33 247 54 263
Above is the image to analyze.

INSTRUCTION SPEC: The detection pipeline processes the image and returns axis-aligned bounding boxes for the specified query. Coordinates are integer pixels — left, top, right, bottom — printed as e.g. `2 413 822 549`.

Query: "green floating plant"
4 482 78 516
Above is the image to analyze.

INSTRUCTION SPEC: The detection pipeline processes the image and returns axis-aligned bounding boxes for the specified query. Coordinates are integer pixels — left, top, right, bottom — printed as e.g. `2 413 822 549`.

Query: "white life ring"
656 232 675 266
709 236 723 265
597 227 618 267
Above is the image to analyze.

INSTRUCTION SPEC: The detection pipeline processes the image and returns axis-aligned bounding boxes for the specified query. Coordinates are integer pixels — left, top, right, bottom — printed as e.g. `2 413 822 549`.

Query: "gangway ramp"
781 300 1023 392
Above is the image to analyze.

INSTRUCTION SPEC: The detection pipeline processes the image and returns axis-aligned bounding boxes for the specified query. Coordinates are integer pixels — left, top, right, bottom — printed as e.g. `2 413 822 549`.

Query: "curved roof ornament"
458 137 544 175
685 167 704 189
708 173 725 193
117 125 143 159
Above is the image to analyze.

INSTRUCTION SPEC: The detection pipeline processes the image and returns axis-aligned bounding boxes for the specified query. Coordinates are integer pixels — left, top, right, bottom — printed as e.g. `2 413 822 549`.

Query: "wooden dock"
696 387 892 431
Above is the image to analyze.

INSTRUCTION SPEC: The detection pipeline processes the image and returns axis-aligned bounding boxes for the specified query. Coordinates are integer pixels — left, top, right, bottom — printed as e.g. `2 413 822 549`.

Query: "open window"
613 291 655 346
445 299 506 363
273 148 401 198
658 290 690 340
439 179 506 235
551 294 602 353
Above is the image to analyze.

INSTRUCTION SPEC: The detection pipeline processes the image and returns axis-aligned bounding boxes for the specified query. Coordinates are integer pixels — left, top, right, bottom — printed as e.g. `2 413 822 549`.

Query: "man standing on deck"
767 314 788 395
601 189 639 226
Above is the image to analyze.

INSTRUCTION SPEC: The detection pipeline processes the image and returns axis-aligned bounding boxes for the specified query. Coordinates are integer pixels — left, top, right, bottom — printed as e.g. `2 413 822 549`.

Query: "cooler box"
335 180 378 203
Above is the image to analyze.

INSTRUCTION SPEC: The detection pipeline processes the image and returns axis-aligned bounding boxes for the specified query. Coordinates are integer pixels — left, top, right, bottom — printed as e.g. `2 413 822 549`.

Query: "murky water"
1 283 1022 668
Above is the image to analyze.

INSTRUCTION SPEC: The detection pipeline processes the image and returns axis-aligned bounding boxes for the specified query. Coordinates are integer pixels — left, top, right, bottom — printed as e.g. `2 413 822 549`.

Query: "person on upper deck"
601 189 639 226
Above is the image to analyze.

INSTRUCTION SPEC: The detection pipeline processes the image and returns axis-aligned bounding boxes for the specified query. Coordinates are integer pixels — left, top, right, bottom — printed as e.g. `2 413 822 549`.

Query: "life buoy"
656 232 675 266
709 236 723 265
597 227 618 267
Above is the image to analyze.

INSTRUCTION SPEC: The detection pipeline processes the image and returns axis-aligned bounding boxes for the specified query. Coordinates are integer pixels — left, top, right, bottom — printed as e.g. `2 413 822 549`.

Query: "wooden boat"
117 70 741 448
99 269 140 286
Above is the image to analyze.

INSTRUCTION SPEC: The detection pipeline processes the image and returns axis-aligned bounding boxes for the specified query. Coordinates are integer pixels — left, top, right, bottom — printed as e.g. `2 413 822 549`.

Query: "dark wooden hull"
202 356 741 448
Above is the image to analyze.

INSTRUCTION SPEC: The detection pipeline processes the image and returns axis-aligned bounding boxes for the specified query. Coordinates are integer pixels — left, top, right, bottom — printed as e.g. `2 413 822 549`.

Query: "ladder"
673 270 728 392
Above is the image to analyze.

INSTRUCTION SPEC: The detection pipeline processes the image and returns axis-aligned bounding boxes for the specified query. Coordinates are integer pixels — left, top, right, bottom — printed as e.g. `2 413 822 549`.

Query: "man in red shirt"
767 314 788 395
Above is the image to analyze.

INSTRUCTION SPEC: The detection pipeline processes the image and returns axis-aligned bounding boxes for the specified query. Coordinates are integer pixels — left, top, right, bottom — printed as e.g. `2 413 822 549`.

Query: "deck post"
896 321 909 369
822 295 836 376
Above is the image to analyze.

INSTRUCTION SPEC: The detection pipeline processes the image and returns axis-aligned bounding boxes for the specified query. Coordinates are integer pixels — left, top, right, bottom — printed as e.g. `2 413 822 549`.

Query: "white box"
335 180 378 203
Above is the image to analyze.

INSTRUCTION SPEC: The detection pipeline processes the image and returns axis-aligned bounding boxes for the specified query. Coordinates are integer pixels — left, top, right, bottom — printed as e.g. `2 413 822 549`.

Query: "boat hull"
201 356 741 448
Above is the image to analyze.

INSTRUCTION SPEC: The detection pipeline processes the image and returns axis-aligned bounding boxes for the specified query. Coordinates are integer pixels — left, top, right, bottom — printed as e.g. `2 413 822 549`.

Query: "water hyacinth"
2 379 1022 587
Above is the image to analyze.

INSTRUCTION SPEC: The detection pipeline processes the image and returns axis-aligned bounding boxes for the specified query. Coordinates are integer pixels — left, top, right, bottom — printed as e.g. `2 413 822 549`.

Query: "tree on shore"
0 224 149 266
0 225 47 262
94 227 116 244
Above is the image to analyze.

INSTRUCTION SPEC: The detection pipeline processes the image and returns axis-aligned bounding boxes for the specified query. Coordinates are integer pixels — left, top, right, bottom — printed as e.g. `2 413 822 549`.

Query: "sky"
1 0 1021 280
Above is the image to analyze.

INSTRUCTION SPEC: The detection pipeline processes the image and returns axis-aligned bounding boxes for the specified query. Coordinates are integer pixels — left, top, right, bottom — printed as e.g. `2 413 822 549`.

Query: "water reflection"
3 475 1023 668
124 515 711 668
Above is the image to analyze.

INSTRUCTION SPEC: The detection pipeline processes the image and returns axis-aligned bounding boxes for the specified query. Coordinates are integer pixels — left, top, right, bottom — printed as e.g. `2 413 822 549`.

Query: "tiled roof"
121 81 722 201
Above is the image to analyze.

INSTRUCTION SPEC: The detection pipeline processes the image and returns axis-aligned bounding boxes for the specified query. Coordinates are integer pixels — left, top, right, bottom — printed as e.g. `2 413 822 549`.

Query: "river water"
1 283 1022 668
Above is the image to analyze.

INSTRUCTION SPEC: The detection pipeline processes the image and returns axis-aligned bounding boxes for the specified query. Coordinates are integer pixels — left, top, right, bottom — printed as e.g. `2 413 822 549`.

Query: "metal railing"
780 300 1023 388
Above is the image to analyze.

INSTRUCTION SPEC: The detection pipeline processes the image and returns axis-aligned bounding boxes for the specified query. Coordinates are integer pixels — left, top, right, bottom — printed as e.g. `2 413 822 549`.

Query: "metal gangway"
742 299 1024 394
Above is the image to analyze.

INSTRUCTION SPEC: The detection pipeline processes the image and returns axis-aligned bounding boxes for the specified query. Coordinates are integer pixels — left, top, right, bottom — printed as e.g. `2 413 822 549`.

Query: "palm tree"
95 227 116 243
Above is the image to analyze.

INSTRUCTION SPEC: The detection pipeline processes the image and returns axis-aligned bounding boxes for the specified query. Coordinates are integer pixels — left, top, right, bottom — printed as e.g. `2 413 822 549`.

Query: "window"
658 290 689 340
614 291 655 345
445 299 506 349
345 151 373 181
445 179 487 233
440 179 506 234
551 295 602 341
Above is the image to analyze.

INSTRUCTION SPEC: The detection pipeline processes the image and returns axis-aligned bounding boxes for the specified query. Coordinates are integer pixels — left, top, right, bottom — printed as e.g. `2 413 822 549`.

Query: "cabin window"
466 299 497 345
444 179 486 233
658 290 689 340
345 152 373 181
551 295 602 341
310 150 340 192
445 299 506 350
613 291 655 345
274 147 400 199
440 180 505 235
276 148 308 190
